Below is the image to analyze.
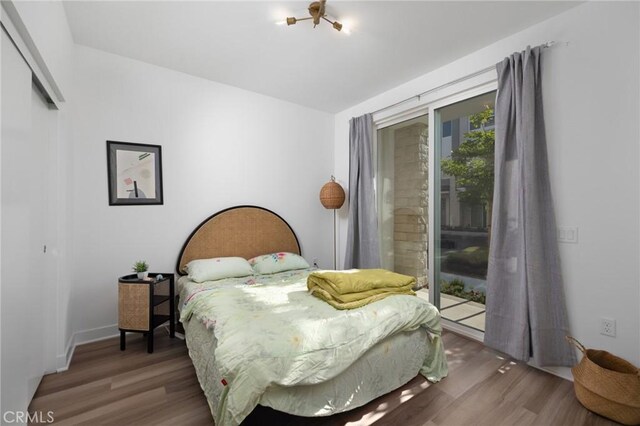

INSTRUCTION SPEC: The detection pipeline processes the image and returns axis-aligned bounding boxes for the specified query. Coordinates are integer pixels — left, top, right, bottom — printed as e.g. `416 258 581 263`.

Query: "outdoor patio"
416 290 486 332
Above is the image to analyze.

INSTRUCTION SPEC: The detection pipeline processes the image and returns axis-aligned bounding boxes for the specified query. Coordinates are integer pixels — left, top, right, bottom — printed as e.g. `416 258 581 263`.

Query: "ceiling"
63 1 579 113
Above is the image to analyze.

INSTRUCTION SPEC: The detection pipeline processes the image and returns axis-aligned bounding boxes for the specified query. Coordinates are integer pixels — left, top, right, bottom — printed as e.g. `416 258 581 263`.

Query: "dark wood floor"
29 329 618 425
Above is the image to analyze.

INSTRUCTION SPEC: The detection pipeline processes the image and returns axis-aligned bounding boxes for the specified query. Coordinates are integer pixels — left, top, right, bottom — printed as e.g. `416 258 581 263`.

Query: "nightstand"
118 272 175 353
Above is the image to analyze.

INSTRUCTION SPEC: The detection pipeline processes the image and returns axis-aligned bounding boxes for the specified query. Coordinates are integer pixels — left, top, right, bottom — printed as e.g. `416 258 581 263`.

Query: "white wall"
69 45 334 339
334 1 640 368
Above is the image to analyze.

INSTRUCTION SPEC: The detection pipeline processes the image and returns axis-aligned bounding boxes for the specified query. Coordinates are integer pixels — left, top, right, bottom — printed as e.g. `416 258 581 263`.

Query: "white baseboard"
56 324 119 372
535 365 573 382
74 323 119 345
55 336 74 372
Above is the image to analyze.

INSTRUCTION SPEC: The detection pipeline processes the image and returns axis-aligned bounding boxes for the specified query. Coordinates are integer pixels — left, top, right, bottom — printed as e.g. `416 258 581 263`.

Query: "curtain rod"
371 41 561 116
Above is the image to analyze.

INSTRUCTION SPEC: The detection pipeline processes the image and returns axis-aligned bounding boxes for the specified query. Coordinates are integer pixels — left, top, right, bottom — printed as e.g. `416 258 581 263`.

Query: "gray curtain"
344 113 381 269
484 46 576 367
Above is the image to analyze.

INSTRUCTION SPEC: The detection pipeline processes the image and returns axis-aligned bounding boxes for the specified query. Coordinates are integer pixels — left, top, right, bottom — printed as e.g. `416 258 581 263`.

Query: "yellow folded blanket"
307 269 416 310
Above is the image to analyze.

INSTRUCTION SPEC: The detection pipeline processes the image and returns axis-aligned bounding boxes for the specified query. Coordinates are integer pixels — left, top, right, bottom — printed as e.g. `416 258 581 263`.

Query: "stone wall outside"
393 123 428 288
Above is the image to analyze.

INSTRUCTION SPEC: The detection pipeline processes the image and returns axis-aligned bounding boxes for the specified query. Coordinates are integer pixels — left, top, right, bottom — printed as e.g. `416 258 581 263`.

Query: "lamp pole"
333 208 337 270
320 175 345 270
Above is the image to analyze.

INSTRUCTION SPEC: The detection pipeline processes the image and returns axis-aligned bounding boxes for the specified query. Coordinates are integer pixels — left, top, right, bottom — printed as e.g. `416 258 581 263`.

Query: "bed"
175 206 448 426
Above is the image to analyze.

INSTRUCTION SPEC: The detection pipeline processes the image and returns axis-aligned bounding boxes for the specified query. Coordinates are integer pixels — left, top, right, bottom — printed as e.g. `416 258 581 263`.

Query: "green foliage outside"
439 106 493 307
441 106 495 241
441 278 486 305
443 246 489 277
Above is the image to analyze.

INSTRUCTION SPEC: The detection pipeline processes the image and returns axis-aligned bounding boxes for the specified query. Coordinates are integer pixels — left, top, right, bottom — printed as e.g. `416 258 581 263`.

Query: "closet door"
1 27 48 413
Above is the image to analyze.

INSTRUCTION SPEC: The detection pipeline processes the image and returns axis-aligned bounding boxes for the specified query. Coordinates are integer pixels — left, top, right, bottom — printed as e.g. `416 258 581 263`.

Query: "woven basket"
567 336 640 425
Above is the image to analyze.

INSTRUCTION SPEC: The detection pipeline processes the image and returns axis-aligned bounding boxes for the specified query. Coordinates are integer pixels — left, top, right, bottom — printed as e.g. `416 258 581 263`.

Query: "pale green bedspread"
179 269 448 426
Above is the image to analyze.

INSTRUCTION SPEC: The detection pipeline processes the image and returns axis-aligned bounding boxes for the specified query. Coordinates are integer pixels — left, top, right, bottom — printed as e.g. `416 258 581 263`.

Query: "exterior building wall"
393 123 428 288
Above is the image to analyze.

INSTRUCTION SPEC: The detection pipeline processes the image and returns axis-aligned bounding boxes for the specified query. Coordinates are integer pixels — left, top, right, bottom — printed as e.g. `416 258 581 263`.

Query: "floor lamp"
320 176 345 270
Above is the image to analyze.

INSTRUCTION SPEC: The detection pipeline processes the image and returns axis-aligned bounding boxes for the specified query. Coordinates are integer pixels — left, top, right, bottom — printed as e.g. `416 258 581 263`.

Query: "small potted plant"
132 260 149 280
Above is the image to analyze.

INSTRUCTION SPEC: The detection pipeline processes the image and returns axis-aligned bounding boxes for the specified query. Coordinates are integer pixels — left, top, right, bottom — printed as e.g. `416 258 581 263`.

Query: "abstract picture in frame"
107 141 163 206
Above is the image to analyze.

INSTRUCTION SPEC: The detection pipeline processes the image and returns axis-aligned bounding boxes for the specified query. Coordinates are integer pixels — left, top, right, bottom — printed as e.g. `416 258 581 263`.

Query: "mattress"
178 269 447 425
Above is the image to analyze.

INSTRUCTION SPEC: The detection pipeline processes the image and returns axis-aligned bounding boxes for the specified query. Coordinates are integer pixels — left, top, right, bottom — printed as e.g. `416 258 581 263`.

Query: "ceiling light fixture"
284 0 343 32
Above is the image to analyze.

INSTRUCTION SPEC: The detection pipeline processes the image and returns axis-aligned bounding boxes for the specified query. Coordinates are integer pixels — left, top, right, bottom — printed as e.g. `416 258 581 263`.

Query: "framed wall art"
107 141 163 206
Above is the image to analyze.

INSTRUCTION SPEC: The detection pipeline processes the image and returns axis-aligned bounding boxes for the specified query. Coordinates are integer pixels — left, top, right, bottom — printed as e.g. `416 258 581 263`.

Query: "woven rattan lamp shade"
320 177 345 209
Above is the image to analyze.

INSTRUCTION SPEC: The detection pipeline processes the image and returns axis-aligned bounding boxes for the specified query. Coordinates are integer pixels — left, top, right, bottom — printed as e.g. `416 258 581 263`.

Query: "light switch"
557 226 578 243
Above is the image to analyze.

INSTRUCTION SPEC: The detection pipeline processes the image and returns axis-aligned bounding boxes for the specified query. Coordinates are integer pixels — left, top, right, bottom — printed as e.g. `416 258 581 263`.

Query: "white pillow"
185 257 254 283
248 252 310 275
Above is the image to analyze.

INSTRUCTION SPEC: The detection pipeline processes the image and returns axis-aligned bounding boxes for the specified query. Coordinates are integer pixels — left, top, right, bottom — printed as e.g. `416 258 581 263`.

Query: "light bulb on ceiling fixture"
339 19 353 35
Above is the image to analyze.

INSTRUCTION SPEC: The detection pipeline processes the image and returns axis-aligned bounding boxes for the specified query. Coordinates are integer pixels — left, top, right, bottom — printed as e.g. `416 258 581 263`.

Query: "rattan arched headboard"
176 206 301 275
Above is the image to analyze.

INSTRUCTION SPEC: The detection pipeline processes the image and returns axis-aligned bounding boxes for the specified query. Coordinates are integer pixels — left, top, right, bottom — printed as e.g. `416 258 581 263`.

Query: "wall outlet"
312 258 319 268
600 317 616 337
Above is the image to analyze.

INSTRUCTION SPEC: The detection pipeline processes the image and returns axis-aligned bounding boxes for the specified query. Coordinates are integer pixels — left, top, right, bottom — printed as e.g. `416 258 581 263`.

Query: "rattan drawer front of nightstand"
118 283 149 330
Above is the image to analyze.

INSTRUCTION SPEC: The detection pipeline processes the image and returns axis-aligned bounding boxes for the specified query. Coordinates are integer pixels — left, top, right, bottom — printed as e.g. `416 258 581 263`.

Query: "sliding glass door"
433 92 496 332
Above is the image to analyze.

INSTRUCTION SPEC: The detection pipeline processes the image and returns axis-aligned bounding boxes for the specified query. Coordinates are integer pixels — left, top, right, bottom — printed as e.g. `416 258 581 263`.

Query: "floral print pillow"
248 252 310 275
